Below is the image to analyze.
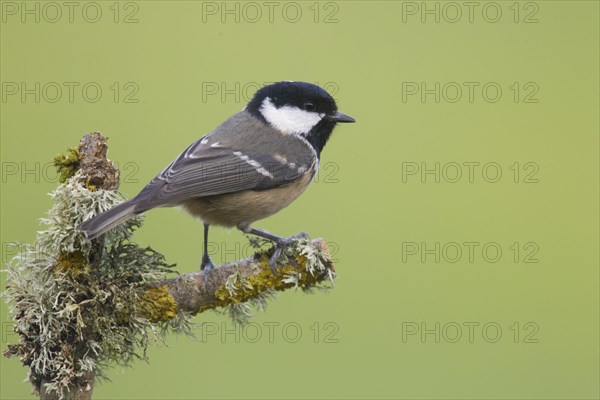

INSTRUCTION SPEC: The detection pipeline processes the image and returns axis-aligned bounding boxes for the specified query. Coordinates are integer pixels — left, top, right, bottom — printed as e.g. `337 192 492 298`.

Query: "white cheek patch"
260 97 324 135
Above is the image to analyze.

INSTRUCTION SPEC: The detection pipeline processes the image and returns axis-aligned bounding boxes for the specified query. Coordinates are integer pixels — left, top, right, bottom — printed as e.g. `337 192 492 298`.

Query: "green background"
1 1 598 399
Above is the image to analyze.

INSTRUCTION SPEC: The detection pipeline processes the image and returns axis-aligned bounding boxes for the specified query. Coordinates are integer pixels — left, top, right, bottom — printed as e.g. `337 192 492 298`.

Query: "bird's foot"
267 232 310 275
240 225 311 276
200 254 217 284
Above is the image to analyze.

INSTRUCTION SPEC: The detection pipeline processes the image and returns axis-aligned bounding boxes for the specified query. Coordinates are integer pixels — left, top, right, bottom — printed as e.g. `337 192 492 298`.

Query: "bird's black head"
246 81 355 156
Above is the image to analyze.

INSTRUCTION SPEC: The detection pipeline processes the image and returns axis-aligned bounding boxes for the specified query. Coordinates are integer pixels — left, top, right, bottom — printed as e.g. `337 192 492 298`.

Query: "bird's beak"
326 111 356 123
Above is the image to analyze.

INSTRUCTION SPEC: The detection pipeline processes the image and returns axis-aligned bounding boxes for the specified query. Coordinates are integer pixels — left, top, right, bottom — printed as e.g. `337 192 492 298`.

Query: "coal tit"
78 81 355 272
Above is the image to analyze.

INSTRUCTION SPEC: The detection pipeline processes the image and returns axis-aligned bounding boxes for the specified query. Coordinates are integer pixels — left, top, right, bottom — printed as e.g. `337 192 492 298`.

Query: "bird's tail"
78 201 137 240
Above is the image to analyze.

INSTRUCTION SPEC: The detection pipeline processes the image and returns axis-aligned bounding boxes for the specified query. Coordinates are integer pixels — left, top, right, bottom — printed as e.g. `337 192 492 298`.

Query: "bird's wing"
131 112 316 212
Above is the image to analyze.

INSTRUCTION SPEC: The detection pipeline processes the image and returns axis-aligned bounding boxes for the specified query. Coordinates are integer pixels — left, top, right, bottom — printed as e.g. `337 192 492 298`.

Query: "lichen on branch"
3 133 178 399
139 237 335 325
2 132 337 400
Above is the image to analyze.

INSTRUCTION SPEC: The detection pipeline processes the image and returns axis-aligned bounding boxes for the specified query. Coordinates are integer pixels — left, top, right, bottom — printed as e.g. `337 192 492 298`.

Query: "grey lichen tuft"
225 288 278 325
2 173 188 399
223 268 266 325
38 171 135 255
279 237 335 293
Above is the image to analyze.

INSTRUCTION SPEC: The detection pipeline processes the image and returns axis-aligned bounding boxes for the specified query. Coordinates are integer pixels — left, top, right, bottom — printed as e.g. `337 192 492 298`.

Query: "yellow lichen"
138 286 178 323
53 148 80 183
84 176 98 191
55 251 88 275
212 252 322 307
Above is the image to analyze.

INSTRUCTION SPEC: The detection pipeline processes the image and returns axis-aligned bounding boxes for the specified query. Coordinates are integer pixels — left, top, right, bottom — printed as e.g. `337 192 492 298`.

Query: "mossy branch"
139 238 335 323
42 133 120 400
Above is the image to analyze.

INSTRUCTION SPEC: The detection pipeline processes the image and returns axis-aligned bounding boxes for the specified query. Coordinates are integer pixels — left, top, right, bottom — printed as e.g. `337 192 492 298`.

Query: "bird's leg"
245 227 286 243
200 223 216 276
238 225 309 275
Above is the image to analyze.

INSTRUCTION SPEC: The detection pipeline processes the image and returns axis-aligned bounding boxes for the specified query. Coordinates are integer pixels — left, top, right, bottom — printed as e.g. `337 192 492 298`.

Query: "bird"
78 81 355 273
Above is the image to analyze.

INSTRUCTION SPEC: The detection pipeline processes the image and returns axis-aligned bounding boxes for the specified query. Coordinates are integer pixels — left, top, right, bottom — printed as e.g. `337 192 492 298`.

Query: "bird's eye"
303 101 316 112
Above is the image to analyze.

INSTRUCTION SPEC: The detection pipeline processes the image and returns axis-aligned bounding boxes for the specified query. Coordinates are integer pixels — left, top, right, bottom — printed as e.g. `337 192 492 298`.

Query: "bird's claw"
268 246 283 275
268 232 310 276
200 255 216 284
292 232 310 240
